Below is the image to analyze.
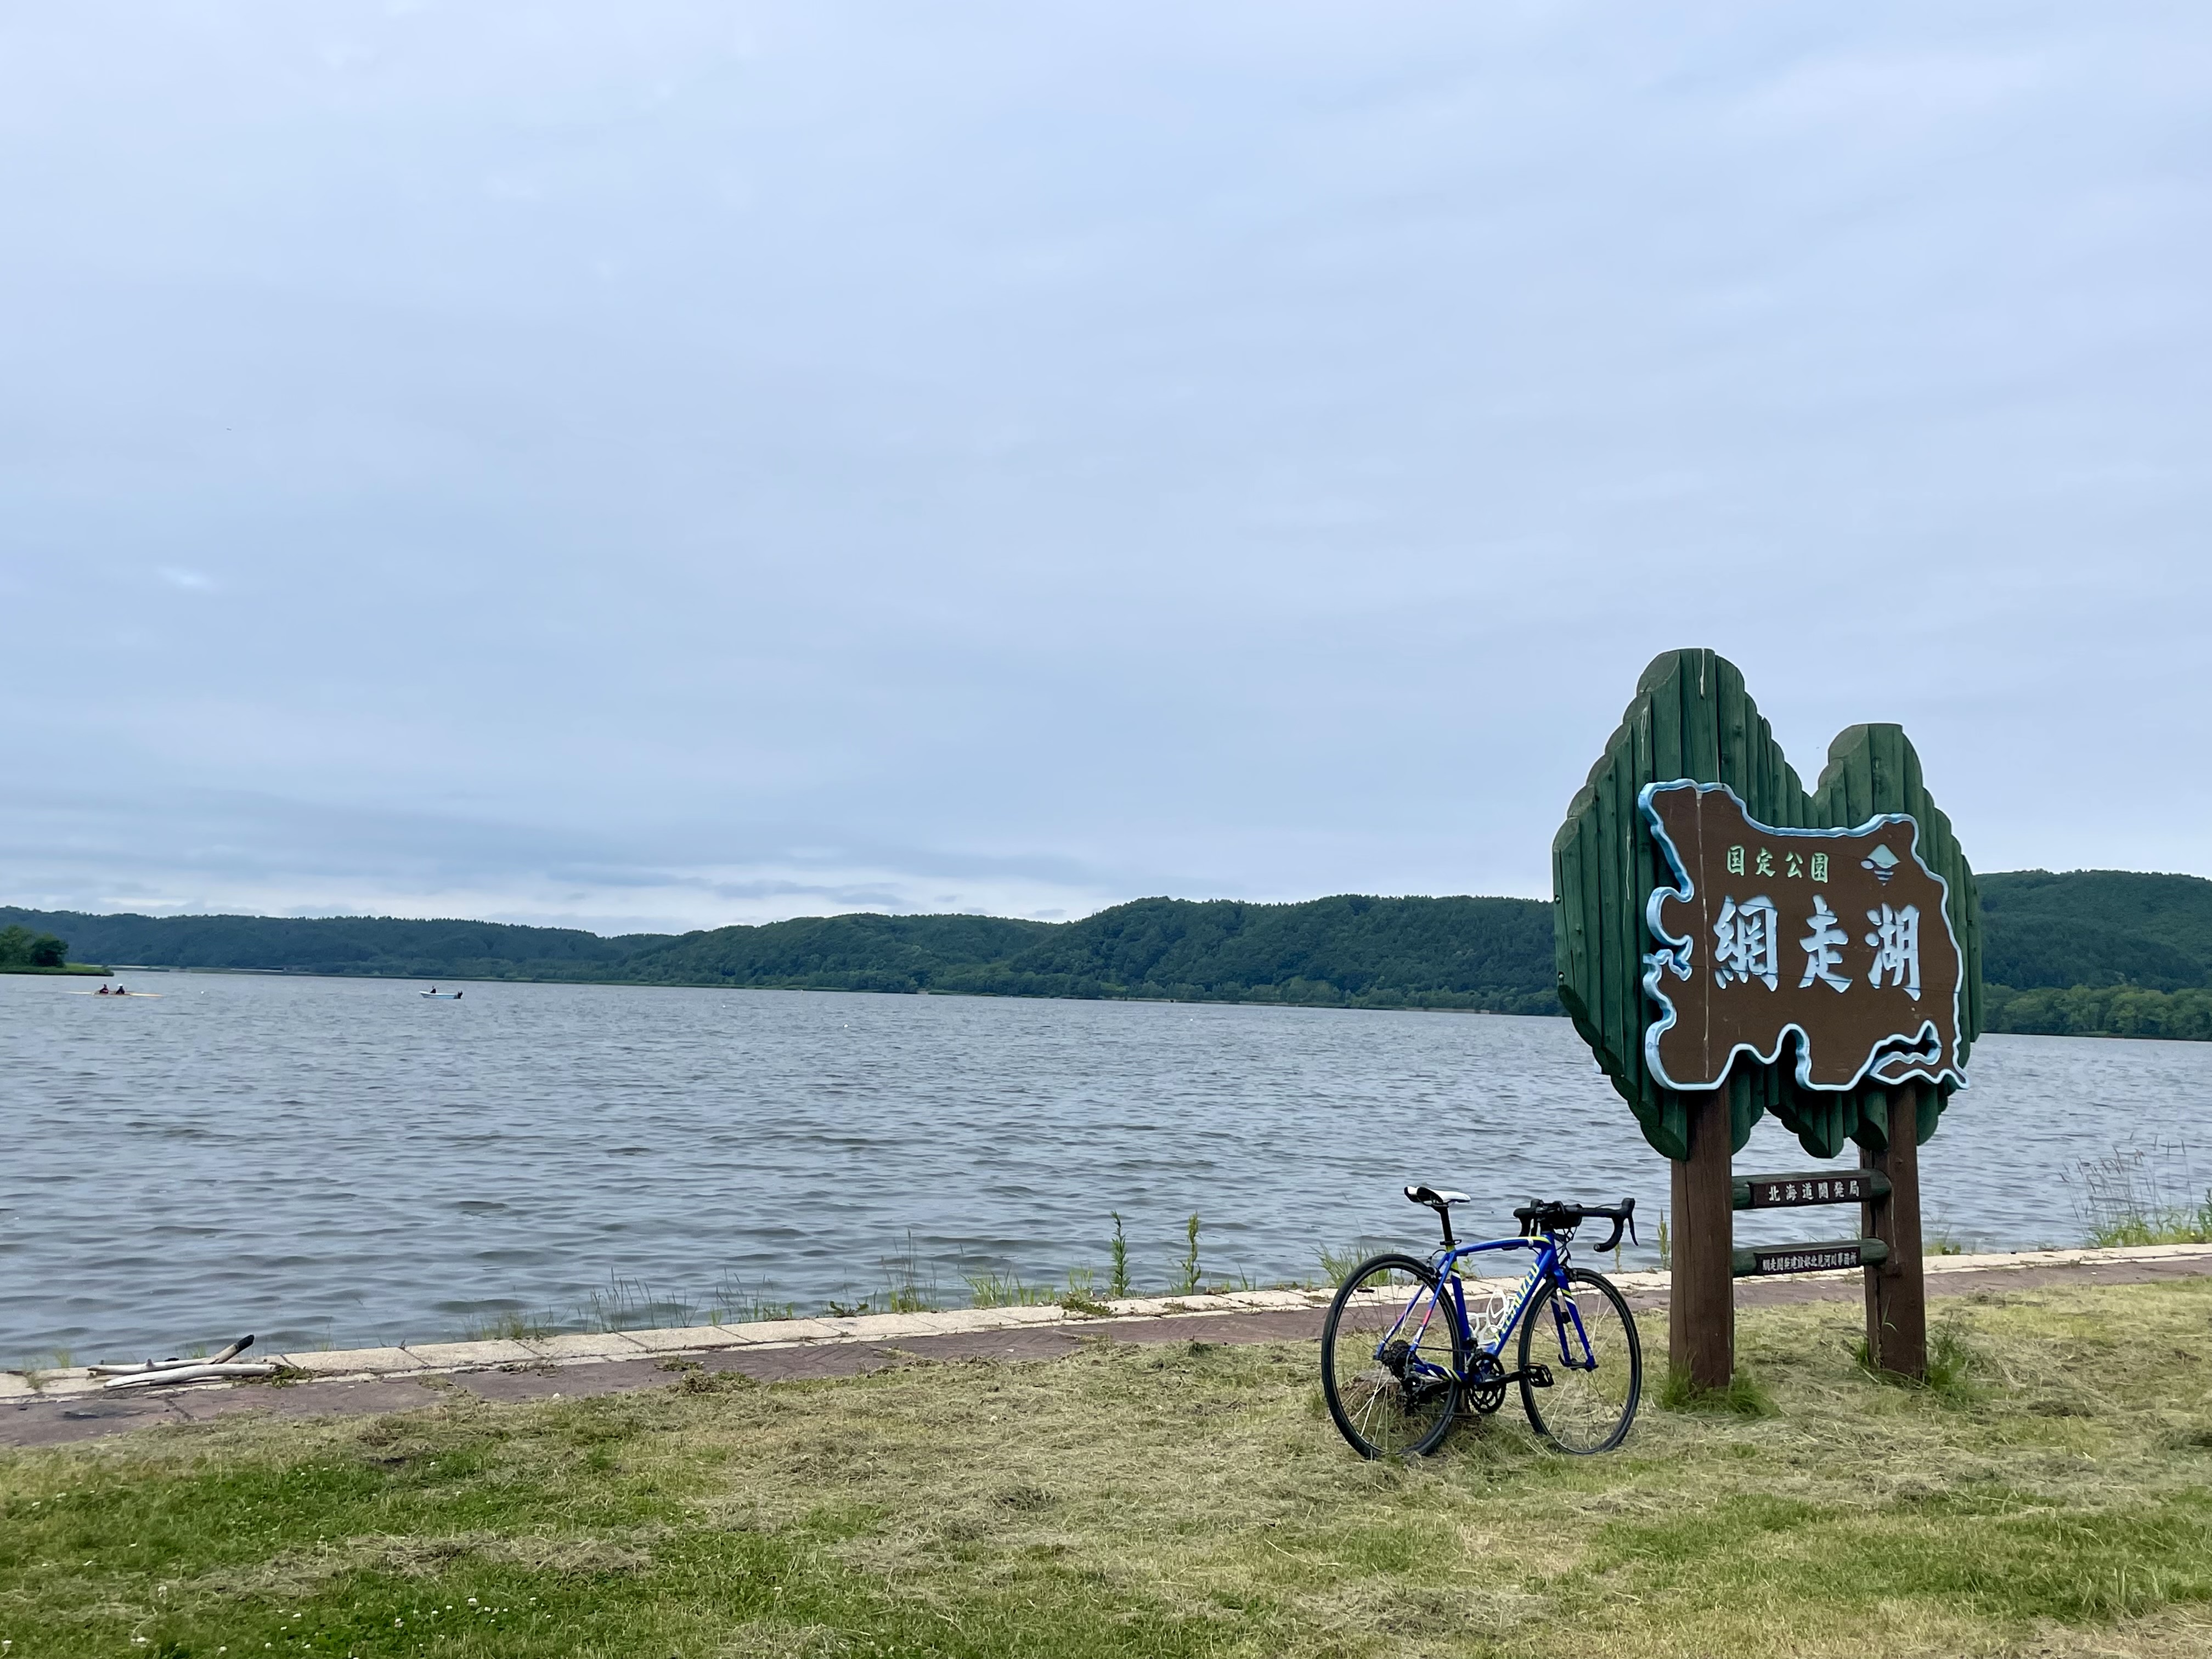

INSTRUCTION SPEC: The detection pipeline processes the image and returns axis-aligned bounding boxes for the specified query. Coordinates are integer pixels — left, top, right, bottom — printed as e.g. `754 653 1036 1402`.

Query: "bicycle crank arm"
1487 1364 1553 1389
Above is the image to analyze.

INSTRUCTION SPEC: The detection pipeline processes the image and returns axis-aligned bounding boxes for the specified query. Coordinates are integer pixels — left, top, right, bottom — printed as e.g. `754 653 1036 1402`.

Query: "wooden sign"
1551 652 1981 1170
1641 782 1967 1093
1551 649 1983 1389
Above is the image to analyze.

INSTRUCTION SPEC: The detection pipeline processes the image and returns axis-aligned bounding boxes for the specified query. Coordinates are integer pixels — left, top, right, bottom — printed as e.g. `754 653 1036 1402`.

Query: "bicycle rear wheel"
1321 1253 1465 1459
1517 1267 1642 1454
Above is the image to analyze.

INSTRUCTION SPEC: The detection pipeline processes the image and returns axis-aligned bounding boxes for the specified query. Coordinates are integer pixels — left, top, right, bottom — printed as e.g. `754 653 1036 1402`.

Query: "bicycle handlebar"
1513 1197 1637 1254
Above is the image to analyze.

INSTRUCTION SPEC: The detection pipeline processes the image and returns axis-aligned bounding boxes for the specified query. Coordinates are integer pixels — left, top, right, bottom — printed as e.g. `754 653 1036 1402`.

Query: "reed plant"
960 1267 1048 1308
2067 1141 2212 1246
1171 1213 1201 1295
580 1277 699 1333
706 1273 795 1326
876 1232 939 1314
1108 1212 1130 1298
459 1308 555 1342
1315 1241 1368 1284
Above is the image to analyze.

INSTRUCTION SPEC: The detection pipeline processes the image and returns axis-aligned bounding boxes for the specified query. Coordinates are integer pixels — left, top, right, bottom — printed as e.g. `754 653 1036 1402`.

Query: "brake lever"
1586 1198 1637 1256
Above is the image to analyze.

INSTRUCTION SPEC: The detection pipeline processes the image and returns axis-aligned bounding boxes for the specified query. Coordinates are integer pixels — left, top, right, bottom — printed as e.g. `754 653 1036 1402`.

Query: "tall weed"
2064 1141 2212 1246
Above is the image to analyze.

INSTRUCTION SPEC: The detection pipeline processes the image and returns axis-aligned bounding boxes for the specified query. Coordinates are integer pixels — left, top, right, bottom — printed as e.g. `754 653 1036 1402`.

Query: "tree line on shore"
0 924 67 969
5 867 2208 1039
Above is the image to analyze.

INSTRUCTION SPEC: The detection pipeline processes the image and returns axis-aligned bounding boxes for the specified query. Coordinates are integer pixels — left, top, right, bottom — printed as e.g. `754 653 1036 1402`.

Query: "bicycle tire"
1517 1267 1642 1454
1321 1252 1465 1459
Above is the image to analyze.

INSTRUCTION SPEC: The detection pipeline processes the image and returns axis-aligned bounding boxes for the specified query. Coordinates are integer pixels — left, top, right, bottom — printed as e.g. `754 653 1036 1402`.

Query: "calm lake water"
4 971 2208 1364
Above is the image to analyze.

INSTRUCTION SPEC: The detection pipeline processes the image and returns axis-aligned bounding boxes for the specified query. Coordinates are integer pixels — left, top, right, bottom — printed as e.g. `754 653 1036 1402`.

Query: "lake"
4 970 2208 1364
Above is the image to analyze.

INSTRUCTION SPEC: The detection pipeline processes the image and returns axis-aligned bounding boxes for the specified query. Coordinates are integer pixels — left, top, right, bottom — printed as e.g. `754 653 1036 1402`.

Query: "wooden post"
1669 1087 1735 1390
1861 1084 1927 1379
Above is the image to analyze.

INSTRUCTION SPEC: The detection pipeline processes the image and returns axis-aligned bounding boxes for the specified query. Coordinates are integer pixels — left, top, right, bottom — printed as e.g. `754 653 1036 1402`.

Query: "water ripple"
3 972 2207 1363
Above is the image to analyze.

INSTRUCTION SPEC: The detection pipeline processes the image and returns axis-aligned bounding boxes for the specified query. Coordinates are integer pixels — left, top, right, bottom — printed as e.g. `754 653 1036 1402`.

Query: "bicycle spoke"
1321 1255 1464 1459
1519 1269 1642 1454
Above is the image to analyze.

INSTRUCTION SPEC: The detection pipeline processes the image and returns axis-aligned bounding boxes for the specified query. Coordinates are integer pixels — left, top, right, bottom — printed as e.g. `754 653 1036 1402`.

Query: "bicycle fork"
1547 1277 1599 1372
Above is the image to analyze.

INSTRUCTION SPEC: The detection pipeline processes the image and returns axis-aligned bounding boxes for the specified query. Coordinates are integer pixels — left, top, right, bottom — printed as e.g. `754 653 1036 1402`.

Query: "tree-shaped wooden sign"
1553 648 1982 1385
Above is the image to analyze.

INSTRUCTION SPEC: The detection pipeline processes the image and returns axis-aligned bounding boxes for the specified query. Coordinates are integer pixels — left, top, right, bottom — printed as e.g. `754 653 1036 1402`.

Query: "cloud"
1 1 2205 929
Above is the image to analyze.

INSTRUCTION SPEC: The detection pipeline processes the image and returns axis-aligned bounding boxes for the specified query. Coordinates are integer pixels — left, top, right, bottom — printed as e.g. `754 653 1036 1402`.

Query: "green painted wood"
1810 723 1983 1151
1551 650 1983 1162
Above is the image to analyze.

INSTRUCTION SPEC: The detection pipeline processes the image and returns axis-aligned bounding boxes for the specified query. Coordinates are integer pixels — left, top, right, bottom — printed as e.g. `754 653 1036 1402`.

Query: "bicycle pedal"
1526 1365 1553 1389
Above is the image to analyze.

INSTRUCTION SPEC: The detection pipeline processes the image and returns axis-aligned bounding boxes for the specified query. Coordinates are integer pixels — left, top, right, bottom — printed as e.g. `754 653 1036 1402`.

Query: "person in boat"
453 989 462 998
96 984 110 995
114 985 127 995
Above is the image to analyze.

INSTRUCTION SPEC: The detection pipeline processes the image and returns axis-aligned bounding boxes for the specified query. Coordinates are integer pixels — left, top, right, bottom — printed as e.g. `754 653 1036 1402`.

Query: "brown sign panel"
1640 781 1966 1093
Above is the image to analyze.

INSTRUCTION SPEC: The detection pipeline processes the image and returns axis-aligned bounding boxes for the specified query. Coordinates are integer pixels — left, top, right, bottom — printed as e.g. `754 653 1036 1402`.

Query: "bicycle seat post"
1403 1184 1471 1251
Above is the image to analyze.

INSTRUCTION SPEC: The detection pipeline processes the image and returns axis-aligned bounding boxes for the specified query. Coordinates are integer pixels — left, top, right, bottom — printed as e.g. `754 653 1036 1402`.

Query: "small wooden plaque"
1730 1238 1889 1277
1732 1171 1891 1211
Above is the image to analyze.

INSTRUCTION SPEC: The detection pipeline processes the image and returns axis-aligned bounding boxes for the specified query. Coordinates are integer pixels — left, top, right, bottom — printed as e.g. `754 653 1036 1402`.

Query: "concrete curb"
0 1288 1333 1402
9 1244 2209 1405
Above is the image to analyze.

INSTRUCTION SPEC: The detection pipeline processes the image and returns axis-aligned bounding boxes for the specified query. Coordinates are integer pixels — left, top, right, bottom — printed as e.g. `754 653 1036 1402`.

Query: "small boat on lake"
419 988 464 998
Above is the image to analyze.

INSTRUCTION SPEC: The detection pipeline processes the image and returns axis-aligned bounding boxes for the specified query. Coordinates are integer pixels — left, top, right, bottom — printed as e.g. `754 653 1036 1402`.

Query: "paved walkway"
7 1244 2209 1450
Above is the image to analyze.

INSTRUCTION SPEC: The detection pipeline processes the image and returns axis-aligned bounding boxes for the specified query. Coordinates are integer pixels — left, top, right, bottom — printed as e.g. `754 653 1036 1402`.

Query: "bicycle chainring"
1464 1352 1507 1416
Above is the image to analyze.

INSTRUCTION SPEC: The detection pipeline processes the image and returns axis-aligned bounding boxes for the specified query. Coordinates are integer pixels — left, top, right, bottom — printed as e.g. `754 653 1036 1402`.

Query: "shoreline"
9 1240 2208 1448
19 967 2210 1045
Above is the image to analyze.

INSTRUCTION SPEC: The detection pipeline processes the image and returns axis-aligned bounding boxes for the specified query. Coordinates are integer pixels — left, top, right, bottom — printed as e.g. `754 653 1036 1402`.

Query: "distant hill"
621 912 1054 994
7 868 2208 1037
0 909 674 981
1977 870 2212 992
0 895 1561 1013
624 895 1561 1013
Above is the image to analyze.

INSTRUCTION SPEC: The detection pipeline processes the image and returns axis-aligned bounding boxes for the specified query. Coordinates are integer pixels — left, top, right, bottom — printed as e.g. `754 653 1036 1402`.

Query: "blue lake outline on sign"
1637 778 1970 1096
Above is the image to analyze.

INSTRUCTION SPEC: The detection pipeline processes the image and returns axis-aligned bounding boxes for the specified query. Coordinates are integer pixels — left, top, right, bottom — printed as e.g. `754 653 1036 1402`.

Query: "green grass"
2091 1210 2212 1249
962 1266 1106 1310
4 1279 2211 1657
1658 1363 1778 1418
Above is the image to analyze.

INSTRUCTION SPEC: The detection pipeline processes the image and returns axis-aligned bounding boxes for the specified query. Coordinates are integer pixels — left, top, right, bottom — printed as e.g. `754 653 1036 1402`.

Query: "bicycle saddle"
1403 1184 1471 1210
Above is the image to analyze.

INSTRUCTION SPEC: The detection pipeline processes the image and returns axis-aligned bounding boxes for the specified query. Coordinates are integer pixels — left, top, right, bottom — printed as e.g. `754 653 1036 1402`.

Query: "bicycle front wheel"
1321 1253 1465 1459
1517 1267 1643 1454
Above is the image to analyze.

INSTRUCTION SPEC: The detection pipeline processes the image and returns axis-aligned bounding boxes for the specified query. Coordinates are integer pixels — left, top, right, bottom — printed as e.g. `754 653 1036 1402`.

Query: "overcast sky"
2 2 2205 934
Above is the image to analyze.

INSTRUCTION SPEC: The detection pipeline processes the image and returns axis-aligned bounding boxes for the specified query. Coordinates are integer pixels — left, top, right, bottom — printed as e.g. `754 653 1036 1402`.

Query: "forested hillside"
7 868 2209 1036
1973 870 2212 1041
619 912 1053 994
0 896 1561 1012
625 894 1561 1013
0 909 673 980
1977 870 2212 991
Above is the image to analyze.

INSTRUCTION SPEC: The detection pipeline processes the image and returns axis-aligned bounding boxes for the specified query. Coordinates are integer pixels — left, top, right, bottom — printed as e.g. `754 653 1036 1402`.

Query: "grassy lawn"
4 1279 2211 1658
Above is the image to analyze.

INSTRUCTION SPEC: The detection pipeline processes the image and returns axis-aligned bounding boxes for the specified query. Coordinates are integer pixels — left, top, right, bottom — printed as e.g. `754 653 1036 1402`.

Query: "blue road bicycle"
1321 1186 1644 1459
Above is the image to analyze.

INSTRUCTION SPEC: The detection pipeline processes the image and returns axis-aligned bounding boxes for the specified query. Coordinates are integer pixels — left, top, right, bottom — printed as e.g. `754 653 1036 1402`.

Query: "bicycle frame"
1379 1232 1600 1388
